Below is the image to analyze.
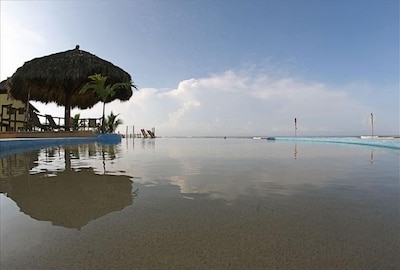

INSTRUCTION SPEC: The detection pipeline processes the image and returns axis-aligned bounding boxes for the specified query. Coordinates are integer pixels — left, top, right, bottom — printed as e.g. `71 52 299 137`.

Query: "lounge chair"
141 129 148 138
88 119 97 128
31 112 50 131
147 130 155 138
45 114 64 130
88 118 101 131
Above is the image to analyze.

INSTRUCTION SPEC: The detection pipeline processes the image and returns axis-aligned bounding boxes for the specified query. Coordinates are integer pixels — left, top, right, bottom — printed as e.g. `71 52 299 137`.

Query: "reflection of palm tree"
102 147 106 174
65 148 71 171
70 146 80 160
99 143 120 174
33 144 122 174
104 144 117 160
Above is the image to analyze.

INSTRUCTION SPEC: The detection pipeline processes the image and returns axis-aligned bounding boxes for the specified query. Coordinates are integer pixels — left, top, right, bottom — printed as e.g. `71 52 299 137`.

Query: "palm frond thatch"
9 46 135 109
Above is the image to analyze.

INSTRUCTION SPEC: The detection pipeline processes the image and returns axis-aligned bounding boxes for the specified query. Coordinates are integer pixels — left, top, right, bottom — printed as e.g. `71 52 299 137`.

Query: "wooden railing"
0 104 102 132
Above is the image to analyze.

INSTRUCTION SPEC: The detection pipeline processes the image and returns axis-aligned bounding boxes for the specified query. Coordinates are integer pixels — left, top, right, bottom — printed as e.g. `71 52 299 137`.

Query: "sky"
1 0 399 136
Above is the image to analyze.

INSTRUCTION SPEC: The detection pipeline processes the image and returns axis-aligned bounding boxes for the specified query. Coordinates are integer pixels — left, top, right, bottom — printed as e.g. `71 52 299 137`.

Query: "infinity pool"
1 138 399 269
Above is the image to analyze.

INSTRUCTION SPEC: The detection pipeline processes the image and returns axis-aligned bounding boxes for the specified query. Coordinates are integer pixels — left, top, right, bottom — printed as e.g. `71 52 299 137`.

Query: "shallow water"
1 138 399 269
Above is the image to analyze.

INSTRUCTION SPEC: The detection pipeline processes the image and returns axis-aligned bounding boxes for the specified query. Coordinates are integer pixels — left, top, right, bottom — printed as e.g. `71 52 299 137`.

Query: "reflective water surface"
1 138 399 269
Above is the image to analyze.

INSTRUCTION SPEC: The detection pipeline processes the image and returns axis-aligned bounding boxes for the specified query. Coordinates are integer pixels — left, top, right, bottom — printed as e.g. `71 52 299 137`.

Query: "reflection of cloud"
128 139 374 201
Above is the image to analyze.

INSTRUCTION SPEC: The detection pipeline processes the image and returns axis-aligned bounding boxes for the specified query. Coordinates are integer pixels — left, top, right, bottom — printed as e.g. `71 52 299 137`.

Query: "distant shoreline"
151 135 400 140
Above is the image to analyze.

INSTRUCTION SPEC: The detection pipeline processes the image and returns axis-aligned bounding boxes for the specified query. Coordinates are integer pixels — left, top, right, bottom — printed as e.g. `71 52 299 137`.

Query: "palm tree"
79 74 133 133
72 113 80 131
105 111 123 133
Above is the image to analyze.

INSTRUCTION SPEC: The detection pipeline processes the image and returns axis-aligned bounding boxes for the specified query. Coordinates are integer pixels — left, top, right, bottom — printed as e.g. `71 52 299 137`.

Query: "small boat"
360 135 379 139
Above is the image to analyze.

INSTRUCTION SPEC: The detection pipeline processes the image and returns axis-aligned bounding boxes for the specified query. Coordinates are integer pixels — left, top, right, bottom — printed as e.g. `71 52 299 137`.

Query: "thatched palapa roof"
9 45 134 109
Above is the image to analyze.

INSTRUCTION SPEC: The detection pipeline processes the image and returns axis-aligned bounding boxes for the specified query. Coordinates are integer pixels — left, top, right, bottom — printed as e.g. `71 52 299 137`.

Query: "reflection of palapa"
6 168 134 229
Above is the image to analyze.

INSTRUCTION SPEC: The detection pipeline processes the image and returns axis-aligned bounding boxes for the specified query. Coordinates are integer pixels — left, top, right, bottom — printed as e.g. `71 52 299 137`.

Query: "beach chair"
141 129 148 138
147 130 155 138
88 119 97 128
88 118 101 131
45 114 63 130
31 112 50 131
79 119 87 130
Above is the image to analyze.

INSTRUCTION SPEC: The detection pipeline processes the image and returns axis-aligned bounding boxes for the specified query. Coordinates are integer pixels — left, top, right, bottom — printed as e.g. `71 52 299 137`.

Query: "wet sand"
2 182 399 269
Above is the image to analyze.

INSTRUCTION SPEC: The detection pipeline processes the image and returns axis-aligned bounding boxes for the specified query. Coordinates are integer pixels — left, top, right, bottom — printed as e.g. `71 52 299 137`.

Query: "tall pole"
371 113 374 138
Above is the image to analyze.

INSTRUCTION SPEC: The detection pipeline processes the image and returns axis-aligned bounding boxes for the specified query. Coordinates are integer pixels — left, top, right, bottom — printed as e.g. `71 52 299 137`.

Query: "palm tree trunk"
102 102 105 133
65 93 71 131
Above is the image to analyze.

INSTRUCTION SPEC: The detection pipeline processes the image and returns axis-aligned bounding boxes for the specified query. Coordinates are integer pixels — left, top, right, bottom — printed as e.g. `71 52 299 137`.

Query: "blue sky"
1 0 398 136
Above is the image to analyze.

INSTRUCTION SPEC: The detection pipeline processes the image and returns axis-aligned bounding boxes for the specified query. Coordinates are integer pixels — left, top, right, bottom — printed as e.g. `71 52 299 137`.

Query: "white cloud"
167 100 201 126
0 12 48 80
90 70 396 137
24 70 398 137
